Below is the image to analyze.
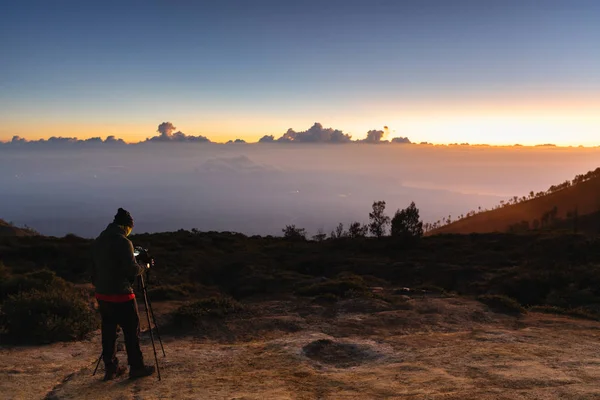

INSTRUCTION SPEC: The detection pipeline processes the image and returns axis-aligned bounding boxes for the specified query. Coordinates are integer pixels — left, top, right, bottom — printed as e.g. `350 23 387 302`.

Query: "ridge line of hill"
429 167 600 235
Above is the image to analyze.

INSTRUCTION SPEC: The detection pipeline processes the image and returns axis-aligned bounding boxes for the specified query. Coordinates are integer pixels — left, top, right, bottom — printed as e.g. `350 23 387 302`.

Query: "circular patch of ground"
302 339 381 368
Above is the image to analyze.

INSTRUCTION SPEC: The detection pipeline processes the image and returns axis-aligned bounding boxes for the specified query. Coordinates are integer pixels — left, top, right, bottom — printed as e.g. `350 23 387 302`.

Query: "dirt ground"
2 294 600 400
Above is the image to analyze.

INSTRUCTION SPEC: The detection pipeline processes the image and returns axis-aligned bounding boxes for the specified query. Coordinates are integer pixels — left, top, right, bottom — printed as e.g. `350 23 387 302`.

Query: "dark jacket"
91 223 143 295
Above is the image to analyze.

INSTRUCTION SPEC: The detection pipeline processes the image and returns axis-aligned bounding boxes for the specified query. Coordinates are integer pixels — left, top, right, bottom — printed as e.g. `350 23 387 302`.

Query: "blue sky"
1 0 599 144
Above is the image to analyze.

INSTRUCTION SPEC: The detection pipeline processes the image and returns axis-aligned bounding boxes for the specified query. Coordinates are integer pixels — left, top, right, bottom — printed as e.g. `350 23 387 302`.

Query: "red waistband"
95 293 136 302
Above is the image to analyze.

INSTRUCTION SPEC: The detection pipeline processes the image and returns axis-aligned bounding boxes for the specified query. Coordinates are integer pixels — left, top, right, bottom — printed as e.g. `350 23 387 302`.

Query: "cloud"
157 122 176 138
391 137 412 144
264 123 407 145
274 122 352 143
363 129 385 143
11 136 27 144
105 136 125 144
259 135 275 143
146 122 211 143
1 122 411 146
1 135 126 146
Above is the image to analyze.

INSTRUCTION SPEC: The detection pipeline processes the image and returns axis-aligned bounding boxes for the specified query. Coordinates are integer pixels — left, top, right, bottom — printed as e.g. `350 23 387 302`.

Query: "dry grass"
2 294 600 399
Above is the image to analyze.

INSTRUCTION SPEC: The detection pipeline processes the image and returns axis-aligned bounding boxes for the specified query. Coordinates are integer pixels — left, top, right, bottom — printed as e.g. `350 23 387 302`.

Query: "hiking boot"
129 365 155 379
103 365 127 381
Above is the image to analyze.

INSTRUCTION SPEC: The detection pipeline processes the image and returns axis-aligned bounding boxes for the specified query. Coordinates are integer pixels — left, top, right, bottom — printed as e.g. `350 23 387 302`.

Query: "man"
91 208 155 380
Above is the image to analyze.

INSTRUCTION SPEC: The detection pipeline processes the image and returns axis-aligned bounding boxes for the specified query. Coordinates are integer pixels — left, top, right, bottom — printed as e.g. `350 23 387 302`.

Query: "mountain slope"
430 171 600 235
0 219 38 237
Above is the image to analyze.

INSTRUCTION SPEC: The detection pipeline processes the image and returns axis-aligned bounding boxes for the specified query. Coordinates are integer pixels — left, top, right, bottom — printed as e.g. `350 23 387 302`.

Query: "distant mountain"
429 168 600 235
0 219 38 237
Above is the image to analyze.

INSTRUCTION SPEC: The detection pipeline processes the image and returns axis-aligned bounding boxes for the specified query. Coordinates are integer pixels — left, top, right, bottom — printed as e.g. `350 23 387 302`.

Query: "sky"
1 0 600 145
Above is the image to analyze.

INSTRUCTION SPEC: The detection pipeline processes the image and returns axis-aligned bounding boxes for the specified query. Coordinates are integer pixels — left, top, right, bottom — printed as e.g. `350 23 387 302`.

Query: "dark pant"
98 299 144 370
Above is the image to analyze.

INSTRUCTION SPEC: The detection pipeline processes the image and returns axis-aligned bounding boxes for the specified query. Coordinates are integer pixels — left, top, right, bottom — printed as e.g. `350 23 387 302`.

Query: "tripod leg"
144 287 166 357
140 275 161 381
92 352 102 376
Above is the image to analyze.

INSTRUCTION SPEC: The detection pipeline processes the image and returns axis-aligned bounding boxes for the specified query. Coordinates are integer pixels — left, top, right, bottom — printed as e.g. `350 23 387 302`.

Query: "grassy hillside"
430 170 600 235
3 230 600 342
0 219 38 237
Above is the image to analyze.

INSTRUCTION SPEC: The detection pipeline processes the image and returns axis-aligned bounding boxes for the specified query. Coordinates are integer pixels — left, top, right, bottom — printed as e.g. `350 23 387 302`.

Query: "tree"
423 222 433 234
391 202 424 239
282 225 306 240
348 221 368 238
369 201 390 238
330 223 346 239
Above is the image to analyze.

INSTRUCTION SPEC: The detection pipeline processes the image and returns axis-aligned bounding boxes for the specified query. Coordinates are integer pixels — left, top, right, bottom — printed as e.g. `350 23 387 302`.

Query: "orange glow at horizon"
1 95 599 146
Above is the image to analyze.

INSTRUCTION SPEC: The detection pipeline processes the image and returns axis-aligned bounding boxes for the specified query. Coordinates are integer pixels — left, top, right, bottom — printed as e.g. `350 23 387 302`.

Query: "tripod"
92 266 165 380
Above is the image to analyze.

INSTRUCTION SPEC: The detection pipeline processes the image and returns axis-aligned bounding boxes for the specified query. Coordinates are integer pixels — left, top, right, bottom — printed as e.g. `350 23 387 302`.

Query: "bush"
347 222 368 238
1 269 69 301
312 293 340 303
528 305 598 320
172 296 244 328
296 274 370 299
282 225 307 241
477 294 526 315
1 288 98 343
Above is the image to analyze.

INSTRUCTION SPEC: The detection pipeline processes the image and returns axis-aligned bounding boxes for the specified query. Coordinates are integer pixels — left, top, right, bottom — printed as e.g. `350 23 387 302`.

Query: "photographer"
91 208 155 380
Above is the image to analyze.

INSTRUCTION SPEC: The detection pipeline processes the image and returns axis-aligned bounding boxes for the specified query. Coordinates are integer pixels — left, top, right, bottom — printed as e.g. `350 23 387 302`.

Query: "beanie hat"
114 208 134 227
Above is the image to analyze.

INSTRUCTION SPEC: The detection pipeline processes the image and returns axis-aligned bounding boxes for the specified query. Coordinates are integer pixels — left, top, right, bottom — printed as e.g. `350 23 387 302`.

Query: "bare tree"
334 223 346 238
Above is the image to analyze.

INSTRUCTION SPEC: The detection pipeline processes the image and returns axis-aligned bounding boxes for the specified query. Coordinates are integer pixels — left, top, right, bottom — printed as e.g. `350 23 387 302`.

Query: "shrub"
1 288 98 343
477 294 526 315
1 269 69 301
282 225 307 240
172 296 244 328
296 275 370 299
312 229 327 242
347 222 368 238
528 305 598 320
312 293 340 303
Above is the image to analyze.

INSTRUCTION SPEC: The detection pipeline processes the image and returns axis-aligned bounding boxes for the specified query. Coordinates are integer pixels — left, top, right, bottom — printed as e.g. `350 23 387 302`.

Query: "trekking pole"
139 271 162 381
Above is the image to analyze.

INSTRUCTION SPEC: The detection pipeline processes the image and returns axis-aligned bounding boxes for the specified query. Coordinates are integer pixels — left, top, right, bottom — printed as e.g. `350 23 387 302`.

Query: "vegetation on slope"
0 219 39 237
2 227 600 343
428 167 600 234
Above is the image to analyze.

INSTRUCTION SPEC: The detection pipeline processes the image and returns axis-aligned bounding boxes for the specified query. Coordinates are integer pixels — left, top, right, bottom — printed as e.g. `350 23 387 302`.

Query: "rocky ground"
2 293 600 400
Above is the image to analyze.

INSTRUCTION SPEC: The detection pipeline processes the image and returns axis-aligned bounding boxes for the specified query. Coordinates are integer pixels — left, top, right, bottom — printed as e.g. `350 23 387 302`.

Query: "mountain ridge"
429 168 600 234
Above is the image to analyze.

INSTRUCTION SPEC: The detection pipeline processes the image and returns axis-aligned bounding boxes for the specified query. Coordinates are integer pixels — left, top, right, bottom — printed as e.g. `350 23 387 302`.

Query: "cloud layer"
1 122 410 146
2 143 599 238
3 135 127 146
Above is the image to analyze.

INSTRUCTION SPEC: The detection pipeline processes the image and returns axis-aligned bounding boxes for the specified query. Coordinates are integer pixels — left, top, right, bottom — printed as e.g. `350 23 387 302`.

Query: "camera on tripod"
133 246 154 269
